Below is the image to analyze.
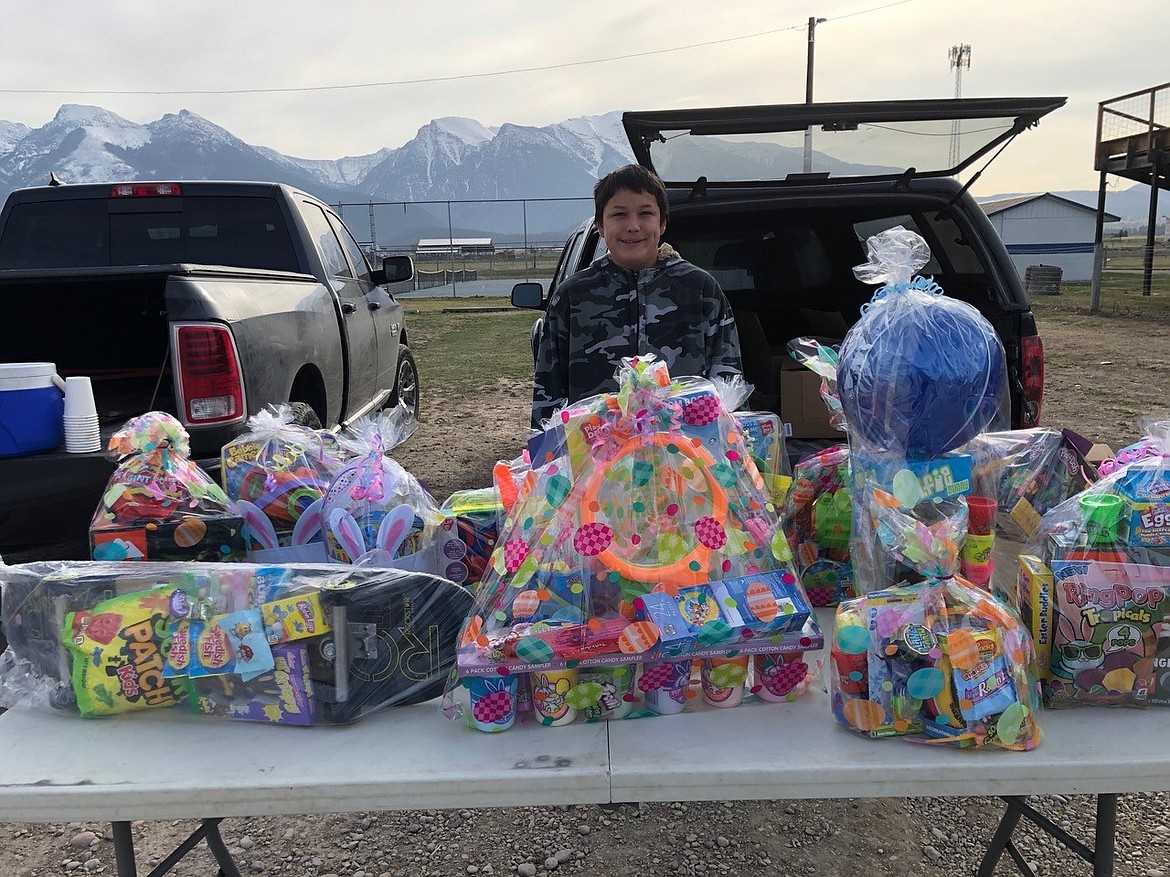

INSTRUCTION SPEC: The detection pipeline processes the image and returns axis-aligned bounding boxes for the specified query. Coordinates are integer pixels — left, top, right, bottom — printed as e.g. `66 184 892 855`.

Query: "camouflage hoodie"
531 244 742 428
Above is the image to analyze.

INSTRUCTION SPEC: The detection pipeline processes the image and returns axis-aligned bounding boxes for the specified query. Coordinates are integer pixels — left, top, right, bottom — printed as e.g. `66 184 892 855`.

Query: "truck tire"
287 401 323 430
389 346 420 419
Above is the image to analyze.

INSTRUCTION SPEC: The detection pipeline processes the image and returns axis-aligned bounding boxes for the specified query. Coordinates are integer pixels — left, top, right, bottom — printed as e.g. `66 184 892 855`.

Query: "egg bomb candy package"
446 356 821 731
89 412 247 563
0 560 473 724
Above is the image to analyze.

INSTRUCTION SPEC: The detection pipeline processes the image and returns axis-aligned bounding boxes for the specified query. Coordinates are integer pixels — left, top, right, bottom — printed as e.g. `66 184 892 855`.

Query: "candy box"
715 570 810 636
634 586 733 656
1044 559 1170 707
852 451 973 502
1017 555 1055 681
1115 462 1170 547
194 643 316 725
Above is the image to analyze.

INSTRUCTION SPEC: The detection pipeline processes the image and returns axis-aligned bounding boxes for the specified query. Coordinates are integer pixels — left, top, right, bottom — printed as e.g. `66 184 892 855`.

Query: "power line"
0 0 919 97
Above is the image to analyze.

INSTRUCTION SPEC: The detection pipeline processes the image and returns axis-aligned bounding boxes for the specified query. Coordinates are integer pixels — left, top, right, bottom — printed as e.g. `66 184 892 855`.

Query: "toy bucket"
0 362 66 457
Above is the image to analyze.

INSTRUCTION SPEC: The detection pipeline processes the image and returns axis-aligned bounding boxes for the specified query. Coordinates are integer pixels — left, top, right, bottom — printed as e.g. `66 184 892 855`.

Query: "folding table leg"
976 794 1118 877
111 822 138 877
107 818 243 877
203 819 244 877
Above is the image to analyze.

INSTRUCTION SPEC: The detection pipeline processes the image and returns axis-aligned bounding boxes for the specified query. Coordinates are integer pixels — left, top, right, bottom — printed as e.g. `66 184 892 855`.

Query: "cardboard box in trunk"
780 360 840 439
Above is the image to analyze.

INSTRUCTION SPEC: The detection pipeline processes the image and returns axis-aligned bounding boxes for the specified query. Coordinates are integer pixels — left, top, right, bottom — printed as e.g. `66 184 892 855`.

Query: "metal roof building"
980 193 1119 282
415 237 494 255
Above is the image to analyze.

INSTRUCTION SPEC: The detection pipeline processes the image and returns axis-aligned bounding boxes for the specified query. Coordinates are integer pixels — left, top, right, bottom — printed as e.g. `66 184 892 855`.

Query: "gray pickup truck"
0 180 418 551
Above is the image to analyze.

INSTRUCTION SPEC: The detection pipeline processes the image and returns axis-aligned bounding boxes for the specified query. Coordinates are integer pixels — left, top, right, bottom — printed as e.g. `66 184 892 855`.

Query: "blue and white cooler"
0 362 66 458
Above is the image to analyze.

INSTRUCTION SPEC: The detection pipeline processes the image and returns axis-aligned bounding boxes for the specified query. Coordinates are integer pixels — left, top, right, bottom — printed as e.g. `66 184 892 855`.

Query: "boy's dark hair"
593 164 669 226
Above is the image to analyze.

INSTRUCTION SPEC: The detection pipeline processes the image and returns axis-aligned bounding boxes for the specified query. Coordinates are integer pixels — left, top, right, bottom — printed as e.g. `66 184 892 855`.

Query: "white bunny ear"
291 498 324 545
328 508 367 563
376 503 416 559
236 499 280 550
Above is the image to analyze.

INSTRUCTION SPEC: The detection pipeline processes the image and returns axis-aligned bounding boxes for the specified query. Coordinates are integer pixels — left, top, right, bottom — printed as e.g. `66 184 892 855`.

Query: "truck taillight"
174 324 244 424
1020 334 1044 426
110 183 182 197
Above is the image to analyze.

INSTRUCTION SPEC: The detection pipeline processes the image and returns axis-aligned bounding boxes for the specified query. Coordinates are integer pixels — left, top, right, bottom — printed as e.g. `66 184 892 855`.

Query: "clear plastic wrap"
446 356 821 730
779 444 855 607
89 412 246 562
828 478 1042 749
837 228 1009 592
0 560 473 723
322 409 457 574
221 405 352 562
959 427 1093 601
1016 419 1170 708
830 578 1042 749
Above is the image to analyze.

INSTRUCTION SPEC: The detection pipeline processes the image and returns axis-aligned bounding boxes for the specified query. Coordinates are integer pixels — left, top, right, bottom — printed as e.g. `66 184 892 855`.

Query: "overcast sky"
3 0 1164 196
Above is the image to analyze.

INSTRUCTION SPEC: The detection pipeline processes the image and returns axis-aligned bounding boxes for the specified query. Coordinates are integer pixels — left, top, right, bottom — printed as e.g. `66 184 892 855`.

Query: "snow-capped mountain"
0 104 634 206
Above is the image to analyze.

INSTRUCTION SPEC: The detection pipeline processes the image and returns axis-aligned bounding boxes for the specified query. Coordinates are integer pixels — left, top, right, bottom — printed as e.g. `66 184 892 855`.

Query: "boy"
531 164 742 427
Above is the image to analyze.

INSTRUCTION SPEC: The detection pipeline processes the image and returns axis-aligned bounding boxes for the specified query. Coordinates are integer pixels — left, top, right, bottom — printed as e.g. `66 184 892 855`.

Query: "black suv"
515 97 1062 454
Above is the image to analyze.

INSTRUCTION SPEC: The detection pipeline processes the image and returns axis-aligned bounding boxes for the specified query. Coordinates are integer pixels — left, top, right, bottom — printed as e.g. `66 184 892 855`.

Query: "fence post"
523 200 529 283
447 201 456 299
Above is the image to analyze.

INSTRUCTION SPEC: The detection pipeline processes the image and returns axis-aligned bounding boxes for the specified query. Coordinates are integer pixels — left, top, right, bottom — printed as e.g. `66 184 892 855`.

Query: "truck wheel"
389 346 420 419
288 401 323 430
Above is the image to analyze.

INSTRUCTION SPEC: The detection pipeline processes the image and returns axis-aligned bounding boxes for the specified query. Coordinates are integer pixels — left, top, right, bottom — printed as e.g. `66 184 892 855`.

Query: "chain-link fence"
335 197 592 298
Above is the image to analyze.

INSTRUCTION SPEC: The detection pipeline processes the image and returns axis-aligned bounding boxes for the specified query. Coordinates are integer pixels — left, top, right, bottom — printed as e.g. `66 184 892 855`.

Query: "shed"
979 193 1120 282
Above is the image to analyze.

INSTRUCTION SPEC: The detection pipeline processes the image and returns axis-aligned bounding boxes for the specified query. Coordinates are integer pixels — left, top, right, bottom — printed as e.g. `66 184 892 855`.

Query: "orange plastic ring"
579 432 729 585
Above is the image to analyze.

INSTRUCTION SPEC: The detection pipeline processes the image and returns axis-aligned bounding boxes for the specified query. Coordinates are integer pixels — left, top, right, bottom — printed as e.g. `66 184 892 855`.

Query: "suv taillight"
1020 334 1044 426
174 324 244 424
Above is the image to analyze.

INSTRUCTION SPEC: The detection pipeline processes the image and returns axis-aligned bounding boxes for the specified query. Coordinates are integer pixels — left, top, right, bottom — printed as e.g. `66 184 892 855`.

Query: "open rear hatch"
623 97 1066 186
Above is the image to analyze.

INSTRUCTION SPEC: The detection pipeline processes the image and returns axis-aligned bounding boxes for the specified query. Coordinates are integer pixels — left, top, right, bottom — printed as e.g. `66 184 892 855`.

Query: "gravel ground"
3 793 1168 877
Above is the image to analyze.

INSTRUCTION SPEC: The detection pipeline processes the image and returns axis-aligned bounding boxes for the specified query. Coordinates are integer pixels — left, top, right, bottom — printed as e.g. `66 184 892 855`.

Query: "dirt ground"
2 305 1169 877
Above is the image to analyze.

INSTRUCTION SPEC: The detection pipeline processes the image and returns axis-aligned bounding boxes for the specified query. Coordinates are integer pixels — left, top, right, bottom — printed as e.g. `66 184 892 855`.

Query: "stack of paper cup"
63 376 101 453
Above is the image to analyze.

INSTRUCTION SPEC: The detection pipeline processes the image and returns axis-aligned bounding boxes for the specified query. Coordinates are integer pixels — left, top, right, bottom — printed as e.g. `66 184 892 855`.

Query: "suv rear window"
0 196 299 271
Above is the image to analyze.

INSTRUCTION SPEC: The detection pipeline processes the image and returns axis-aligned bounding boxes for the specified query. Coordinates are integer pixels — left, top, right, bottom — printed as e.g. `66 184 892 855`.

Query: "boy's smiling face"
597 187 666 271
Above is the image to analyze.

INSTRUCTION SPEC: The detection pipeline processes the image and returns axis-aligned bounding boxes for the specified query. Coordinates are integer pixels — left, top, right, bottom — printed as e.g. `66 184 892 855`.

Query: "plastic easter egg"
837 287 1007 457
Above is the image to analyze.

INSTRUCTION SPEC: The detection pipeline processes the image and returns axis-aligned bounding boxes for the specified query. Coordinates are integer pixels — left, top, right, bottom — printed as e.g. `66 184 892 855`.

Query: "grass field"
1033 273 1170 319
405 296 536 395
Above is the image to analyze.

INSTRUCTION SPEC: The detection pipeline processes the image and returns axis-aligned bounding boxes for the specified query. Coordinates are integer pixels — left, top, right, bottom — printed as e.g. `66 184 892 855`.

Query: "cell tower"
949 44 971 167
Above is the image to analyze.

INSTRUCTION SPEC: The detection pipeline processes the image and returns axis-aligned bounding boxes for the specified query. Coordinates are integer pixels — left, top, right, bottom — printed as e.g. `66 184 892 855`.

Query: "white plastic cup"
531 668 578 726
62 377 100 453
63 376 98 418
640 659 692 715
700 656 750 708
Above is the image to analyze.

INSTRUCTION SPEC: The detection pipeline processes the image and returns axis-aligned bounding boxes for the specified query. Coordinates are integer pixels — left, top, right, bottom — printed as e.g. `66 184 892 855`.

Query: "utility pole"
803 16 827 174
948 44 971 168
